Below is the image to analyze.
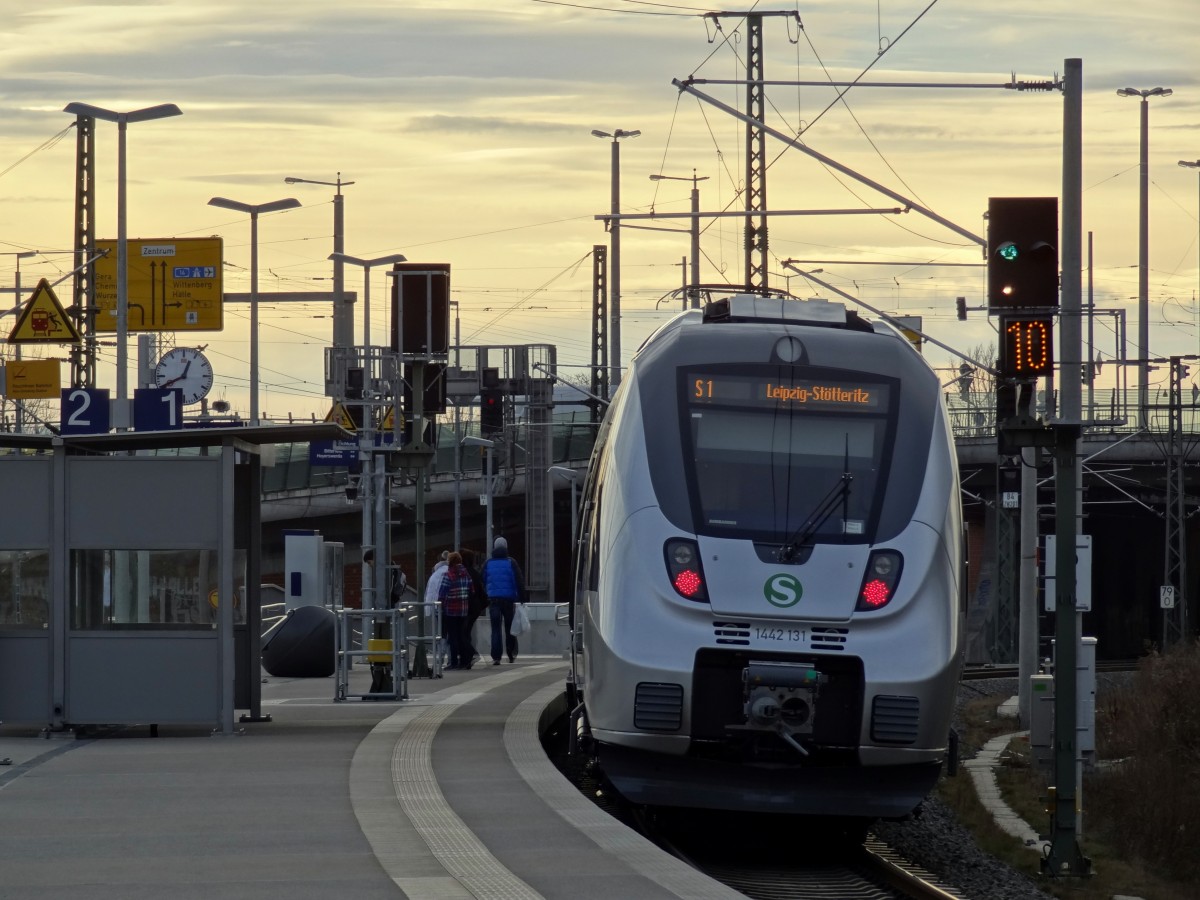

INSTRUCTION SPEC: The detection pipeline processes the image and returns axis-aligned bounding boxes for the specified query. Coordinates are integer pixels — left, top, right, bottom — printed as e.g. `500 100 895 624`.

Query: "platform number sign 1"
60 388 111 435
134 388 185 431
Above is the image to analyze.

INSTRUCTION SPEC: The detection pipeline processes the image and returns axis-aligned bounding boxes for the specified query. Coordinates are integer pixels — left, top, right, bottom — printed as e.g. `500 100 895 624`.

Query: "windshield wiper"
777 471 853 562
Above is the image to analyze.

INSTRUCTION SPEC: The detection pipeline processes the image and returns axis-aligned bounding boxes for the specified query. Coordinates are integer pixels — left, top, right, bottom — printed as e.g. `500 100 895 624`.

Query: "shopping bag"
511 602 530 636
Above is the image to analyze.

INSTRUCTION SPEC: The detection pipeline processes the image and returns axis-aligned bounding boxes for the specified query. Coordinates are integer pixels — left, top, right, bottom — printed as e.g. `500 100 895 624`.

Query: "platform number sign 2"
60 388 111 435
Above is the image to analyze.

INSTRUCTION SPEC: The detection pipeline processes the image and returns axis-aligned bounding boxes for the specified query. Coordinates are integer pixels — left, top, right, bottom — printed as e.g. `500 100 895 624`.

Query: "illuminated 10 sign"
999 314 1054 379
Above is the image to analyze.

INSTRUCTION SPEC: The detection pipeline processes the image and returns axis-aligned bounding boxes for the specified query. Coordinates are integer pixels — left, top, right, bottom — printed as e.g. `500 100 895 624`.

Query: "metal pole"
610 137 622 391
362 267 371 349
13 263 23 431
452 304 462 551
116 118 128 411
570 477 578 552
680 256 687 311
249 210 259 424
1017 441 1038 726
1043 56 1091 879
1087 232 1095 423
690 178 701 309
333 187 347 349
1138 97 1149 430
485 445 494 551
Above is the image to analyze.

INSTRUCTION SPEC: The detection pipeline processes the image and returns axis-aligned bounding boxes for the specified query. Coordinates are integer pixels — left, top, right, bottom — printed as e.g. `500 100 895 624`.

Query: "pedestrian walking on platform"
460 548 486 666
425 551 449 667
438 552 474 669
481 536 527 665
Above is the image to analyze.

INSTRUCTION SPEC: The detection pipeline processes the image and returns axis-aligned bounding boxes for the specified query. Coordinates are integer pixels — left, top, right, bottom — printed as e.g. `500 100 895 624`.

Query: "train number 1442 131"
755 626 806 642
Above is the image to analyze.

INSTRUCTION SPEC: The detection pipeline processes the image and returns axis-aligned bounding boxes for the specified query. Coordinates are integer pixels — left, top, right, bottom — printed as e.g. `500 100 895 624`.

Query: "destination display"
687 372 888 411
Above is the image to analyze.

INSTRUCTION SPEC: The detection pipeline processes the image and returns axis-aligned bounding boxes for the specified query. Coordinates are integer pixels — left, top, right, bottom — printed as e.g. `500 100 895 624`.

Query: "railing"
945 387 1200 440
260 409 599 496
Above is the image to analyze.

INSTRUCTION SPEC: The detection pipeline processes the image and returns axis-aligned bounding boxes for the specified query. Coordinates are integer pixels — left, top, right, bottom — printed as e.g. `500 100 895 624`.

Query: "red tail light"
856 550 902 611
664 538 708 602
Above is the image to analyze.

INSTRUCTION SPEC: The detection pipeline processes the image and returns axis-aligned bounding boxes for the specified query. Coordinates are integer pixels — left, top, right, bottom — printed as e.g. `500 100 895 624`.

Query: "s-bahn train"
567 294 964 824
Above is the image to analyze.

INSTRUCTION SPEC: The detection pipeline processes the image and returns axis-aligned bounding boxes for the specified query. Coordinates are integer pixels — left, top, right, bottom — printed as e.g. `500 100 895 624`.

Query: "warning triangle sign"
324 400 357 432
380 406 405 432
8 279 81 344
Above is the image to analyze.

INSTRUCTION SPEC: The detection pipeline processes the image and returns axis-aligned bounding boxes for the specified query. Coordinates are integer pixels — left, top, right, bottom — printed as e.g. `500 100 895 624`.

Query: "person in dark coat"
480 536 526 665
460 548 486 666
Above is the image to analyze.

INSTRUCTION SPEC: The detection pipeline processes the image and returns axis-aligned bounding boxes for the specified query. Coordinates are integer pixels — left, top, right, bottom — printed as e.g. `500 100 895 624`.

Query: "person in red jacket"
438 551 474 670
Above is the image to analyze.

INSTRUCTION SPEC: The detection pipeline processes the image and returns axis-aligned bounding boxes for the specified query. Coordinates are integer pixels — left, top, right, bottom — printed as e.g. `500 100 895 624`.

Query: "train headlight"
856 549 903 611
664 538 709 602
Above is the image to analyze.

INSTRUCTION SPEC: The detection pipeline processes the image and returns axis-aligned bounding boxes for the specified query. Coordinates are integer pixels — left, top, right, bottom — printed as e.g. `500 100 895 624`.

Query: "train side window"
583 487 603 594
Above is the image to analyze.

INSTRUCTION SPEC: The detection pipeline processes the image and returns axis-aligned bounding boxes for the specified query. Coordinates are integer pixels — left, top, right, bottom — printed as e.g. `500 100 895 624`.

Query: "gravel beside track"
870 674 1134 900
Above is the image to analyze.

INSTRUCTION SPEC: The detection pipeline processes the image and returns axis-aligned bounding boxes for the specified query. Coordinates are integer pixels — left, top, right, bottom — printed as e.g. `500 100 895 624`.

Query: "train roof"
701 294 873 332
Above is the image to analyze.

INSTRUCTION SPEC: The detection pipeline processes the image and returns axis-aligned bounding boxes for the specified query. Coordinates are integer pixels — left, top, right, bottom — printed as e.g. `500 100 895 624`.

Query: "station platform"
0 657 740 900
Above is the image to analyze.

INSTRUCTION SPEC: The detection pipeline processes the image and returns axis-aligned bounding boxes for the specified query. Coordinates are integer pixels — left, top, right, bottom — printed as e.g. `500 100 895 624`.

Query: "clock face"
153 347 214 405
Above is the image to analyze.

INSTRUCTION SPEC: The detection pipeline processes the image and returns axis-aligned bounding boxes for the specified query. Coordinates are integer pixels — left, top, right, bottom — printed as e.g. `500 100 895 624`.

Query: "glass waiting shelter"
0 423 349 735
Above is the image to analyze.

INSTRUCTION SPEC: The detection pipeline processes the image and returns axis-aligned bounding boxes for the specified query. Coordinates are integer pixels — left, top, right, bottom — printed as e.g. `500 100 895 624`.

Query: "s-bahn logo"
764 573 803 608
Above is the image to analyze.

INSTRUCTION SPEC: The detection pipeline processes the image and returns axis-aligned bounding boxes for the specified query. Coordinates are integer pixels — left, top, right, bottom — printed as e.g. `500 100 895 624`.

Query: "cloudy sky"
1 0 1197 420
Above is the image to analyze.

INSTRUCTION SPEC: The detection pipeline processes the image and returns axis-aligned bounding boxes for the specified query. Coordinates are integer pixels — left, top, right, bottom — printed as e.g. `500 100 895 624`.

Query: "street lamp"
207 196 302 424
285 174 355 349
650 171 709 309
592 128 640 393
328 252 407 349
1116 86 1173 428
1180 160 1200 318
63 101 182 411
462 436 495 550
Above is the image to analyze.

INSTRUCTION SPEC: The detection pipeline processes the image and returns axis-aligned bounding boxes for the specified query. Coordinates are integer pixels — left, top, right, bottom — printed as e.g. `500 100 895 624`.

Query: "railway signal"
480 386 503 436
987 197 1059 311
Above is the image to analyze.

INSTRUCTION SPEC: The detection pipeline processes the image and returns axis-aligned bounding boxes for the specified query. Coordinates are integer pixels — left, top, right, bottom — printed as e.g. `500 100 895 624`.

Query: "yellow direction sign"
2 359 62 399
8 279 81 344
324 401 357 432
94 237 224 332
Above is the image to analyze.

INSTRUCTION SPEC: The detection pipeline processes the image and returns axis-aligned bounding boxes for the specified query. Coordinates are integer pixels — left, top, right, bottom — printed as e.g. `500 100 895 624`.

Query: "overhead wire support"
679 78 1064 90
673 78 986 248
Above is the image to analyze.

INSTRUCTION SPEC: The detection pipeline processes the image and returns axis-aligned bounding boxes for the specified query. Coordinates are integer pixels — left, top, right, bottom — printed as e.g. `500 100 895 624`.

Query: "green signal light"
997 241 1019 262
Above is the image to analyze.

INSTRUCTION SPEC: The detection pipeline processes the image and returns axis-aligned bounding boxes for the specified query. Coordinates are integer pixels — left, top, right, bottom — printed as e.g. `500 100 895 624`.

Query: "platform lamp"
206 196 301 424
63 102 182 411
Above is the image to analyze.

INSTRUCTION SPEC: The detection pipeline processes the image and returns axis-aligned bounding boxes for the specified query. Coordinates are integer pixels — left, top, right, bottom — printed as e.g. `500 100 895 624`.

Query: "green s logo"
764 573 803 608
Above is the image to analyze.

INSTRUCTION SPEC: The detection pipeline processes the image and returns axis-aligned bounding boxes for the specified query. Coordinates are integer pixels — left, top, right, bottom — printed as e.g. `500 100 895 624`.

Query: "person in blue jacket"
481 536 527 665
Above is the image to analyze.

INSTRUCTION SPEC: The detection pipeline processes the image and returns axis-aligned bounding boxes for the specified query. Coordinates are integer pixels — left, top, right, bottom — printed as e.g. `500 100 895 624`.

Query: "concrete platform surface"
0 658 738 900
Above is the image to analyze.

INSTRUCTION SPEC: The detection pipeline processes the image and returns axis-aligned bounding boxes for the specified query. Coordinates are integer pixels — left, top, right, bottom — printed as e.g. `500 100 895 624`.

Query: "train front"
581 296 963 819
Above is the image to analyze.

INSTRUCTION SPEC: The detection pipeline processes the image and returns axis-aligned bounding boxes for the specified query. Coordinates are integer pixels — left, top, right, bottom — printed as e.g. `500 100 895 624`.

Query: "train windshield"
681 369 896 543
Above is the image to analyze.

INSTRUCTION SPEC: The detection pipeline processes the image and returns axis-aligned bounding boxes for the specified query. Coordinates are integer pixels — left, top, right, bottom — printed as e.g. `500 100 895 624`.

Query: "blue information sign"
134 388 185 431
310 440 356 466
60 388 111 435
309 433 396 466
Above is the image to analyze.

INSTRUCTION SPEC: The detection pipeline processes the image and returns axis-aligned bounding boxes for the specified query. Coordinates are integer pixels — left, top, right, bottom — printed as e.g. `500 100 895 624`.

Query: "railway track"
633 806 968 900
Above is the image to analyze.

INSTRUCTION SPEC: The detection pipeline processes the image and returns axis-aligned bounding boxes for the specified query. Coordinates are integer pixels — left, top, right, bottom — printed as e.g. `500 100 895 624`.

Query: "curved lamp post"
206 196 302 423
63 101 182 410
